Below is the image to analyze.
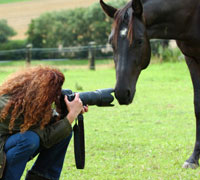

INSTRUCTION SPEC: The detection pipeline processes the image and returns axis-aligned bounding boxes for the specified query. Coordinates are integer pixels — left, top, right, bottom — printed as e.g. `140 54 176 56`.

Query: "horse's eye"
135 39 143 46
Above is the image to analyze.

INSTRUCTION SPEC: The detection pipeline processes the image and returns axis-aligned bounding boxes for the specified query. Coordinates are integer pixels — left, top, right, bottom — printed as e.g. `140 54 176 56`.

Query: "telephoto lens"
60 88 114 118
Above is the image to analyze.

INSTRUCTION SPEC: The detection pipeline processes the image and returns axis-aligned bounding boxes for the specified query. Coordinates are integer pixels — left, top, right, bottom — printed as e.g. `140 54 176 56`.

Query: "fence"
0 43 114 69
0 44 113 60
0 39 171 68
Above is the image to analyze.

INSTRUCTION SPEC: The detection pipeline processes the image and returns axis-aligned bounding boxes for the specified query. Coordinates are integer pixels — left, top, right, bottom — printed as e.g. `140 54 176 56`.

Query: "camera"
60 88 115 118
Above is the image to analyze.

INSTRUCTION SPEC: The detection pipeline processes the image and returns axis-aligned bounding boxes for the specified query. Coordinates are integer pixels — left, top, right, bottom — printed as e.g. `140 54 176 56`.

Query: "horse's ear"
100 0 117 18
132 0 143 16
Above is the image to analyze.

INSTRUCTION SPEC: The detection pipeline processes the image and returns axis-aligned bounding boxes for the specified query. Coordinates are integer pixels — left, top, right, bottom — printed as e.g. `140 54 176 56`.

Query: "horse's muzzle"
114 88 135 105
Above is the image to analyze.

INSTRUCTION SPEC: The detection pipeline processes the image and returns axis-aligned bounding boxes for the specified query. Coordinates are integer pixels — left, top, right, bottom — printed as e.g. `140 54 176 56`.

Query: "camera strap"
73 114 85 169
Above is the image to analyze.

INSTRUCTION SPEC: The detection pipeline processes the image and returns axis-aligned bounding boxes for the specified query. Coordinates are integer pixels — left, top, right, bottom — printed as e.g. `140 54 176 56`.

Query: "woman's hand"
65 93 88 124
81 105 88 114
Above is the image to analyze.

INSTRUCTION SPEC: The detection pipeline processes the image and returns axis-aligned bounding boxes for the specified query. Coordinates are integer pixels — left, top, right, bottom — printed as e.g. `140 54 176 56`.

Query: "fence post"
26 44 32 66
88 42 96 70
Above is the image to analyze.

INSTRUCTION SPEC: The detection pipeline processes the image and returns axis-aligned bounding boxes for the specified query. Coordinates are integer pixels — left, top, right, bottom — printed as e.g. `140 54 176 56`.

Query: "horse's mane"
113 1 134 45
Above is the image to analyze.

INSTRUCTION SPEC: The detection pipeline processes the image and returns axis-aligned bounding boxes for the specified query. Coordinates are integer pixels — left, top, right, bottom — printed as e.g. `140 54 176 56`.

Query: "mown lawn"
0 60 199 179
0 59 112 67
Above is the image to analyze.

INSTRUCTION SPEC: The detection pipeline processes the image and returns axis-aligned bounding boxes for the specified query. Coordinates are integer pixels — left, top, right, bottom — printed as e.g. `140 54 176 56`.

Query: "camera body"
60 88 114 118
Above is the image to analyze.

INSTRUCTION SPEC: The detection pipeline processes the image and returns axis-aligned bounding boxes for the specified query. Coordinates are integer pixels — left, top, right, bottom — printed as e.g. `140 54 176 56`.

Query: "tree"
27 0 127 48
0 19 16 43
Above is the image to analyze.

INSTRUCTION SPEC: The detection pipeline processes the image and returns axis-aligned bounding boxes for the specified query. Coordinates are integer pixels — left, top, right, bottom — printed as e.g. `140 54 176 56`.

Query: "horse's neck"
143 0 200 41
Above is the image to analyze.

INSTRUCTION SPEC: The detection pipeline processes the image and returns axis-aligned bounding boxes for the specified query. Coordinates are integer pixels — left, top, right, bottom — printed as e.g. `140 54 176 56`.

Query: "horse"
100 0 200 169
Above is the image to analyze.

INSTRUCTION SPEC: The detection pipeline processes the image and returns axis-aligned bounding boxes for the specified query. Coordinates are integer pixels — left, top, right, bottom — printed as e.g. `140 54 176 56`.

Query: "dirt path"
0 0 102 40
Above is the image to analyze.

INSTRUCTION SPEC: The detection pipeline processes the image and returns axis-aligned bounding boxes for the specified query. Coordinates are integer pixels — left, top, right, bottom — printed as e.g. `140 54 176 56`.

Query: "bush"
158 46 184 62
0 19 16 43
0 40 26 50
0 40 27 60
27 0 127 53
150 40 169 56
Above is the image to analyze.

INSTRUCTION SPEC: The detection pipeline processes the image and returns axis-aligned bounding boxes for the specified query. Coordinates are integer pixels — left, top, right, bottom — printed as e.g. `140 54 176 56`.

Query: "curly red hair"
0 66 65 132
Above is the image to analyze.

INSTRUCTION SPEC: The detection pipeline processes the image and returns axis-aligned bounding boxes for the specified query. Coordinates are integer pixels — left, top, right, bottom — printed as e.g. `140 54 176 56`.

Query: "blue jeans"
2 131 72 180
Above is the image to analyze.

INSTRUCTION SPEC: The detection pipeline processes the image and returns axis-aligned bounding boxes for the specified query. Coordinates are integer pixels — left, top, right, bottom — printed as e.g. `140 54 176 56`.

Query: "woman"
0 66 88 180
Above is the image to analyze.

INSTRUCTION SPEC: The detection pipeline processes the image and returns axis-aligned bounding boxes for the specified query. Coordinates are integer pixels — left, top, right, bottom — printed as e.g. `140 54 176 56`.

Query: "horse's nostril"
127 89 131 98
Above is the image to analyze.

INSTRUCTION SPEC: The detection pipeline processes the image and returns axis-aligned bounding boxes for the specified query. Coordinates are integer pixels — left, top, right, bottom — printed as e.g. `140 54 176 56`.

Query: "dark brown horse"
100 0 200 169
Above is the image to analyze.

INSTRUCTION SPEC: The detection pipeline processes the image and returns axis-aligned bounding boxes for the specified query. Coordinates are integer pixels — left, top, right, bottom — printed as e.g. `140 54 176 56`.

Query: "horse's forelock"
112 2 134 46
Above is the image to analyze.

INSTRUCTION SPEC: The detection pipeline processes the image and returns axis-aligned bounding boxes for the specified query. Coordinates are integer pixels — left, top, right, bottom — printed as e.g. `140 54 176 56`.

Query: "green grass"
0 60 199 179
0 0 31 4
0 59 112 67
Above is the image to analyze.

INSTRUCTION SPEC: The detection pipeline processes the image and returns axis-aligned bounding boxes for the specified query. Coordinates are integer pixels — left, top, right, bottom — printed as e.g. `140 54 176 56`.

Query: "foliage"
0 39 26 50
150 39 169 55
149 40 184 63
0 19 16 43
158 46 184 62
0 40 27 60
27 0 127 49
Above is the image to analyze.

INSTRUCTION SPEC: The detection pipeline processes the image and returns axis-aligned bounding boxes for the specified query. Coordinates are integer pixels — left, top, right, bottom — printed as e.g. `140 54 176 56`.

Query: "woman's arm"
31 117 72 148
31 93 88 149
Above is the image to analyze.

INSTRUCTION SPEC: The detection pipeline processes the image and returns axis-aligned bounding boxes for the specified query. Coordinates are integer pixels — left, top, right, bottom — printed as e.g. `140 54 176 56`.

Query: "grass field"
0 61 200 179
0 0 31 4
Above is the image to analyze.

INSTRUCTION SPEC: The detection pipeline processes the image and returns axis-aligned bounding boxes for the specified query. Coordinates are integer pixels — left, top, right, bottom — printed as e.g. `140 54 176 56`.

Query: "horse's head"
100 0 151 105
